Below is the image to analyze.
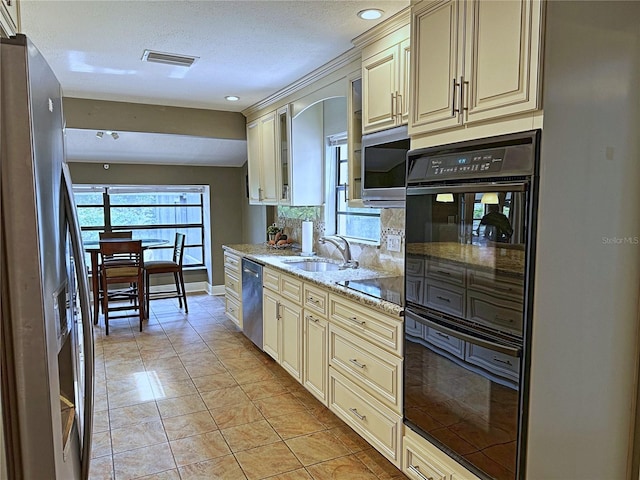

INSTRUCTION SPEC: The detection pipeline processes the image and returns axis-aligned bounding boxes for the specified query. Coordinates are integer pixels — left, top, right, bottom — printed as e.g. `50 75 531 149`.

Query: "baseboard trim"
207 284 225 296
148 281 225 296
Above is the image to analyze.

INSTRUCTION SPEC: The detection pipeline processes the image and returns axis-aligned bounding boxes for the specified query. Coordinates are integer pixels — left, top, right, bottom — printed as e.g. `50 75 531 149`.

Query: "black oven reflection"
403 130 539 480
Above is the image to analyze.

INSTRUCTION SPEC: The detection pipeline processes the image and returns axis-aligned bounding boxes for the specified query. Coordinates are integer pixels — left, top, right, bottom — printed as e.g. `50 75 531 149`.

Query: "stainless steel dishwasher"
241 258 263 349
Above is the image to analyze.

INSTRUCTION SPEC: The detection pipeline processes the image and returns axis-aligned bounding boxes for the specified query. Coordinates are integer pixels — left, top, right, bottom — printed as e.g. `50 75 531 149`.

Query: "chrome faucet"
319 235 358 269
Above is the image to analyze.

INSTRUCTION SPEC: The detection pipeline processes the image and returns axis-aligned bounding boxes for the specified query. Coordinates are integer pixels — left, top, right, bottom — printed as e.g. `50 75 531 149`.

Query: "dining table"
84 238 168 325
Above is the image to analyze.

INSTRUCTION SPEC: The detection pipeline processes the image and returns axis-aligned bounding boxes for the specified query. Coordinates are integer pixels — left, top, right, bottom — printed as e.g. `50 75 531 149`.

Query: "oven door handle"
407 182 528 196
423 317 521 358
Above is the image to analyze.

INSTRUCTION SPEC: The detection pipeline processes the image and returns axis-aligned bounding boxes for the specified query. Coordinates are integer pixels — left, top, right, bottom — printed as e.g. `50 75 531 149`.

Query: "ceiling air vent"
141 49 198 67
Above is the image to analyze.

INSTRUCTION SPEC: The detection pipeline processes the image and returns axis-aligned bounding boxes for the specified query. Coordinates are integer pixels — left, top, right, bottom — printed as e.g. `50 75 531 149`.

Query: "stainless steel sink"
284 260 343 272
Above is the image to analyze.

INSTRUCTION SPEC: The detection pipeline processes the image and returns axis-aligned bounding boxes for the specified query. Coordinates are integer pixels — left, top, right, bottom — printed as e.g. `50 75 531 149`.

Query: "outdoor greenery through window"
334 140 380 242
73 185 206 268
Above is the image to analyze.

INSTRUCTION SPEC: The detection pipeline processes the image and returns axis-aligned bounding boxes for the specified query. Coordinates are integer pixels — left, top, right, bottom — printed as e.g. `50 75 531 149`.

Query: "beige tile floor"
90 292 408 480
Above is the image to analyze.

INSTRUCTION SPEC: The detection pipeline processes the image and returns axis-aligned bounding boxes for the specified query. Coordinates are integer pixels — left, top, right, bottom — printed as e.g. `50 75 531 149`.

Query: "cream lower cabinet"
262 268 303 382
303 283 330 405
260 265 405 468
329 368 402 468
409 0 544 136
303 310 328 405
223 251 242 329
327 293 403 467
403 427 481 480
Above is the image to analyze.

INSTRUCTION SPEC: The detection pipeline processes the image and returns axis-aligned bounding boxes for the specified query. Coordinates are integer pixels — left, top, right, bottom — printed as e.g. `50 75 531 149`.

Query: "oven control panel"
407 133 536 185
429 150 505 176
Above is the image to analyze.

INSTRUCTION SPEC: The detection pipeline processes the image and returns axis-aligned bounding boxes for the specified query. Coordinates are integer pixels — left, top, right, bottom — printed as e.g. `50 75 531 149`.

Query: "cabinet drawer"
280 273 303 305
225 294 242 329
403 428 482 480
263 267 280 292
329 368 402 467
424 325 465 359
424 280 465 317
465 342 520 384
467 291 523 336
224 269 241 300
406 255 425 276
329 294 402 356
329 325 402 413
467 269 524 301
405 314 425 339
403 434 449 480
426 258 465 285
406 275 424 305
223 251 241 275
303 283 328 317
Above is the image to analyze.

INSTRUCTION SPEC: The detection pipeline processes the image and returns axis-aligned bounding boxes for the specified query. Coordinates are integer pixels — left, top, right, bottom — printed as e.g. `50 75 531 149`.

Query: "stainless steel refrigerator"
0 34 94 479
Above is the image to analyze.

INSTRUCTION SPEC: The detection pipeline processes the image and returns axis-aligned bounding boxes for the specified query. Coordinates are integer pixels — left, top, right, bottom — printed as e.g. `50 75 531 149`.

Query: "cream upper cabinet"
409 0 544 136
347 74 364 207
361 23 410 134
247 111 278 205
0 0 19 37
463 0 543 123
276 105 291 204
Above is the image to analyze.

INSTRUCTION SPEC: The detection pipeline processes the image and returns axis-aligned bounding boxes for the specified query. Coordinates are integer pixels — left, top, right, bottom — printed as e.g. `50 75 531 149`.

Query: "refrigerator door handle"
62 163 94 480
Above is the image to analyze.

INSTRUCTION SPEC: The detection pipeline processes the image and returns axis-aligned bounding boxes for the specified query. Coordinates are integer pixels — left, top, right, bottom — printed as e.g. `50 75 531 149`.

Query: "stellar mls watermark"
602 236 639 245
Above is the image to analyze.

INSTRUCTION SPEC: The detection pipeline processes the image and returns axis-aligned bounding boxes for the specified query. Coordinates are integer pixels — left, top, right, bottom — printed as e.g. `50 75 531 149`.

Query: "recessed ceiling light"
357 8 383 20
225 96 240 102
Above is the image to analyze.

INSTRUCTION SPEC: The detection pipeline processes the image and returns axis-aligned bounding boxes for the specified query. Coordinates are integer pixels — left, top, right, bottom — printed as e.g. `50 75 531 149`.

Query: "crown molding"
242 47 362 118
352 6 411 49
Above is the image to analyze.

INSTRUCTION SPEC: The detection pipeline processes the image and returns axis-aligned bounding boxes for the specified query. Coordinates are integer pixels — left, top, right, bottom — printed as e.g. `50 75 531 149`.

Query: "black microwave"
361 125 410 208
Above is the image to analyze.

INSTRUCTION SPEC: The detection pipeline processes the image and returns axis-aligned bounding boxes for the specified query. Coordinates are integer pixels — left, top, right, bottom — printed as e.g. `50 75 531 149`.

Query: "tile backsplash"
276 206 405 275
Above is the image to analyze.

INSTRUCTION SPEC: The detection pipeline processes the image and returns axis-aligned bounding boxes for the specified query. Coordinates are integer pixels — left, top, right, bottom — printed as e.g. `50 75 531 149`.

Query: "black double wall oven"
403 130 540 480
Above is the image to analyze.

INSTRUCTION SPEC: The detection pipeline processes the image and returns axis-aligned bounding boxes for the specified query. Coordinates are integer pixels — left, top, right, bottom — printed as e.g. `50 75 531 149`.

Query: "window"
330 136 380 242
73 185 206 268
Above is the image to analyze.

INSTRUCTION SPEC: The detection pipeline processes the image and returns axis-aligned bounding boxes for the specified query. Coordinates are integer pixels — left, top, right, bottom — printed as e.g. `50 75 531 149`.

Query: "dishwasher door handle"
243 268 259 278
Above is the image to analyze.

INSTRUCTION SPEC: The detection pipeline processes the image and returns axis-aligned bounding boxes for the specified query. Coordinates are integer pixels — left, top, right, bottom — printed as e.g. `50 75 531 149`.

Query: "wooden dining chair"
97 231 134 313
99 231 133 240
99 239 145 335
145 232 188 315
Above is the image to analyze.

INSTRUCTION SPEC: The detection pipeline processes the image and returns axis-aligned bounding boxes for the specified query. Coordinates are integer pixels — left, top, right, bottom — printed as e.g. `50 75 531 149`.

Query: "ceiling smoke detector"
142 49 199 67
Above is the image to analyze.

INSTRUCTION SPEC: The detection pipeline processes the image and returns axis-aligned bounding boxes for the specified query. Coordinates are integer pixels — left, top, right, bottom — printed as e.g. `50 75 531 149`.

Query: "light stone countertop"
223 244 404 318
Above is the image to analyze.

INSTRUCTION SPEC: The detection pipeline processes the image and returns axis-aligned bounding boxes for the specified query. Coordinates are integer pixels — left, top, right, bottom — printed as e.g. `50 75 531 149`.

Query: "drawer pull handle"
228 282 235 289
349 408 366 421
493 356 513 366
348 316 366 326
495 315 514 324
349 358 366 369
435 331 450 340
495 285 514 292
436 270 451 275
306 315 319 323
408 464 433 480
308 296 321 305
436 296 451 302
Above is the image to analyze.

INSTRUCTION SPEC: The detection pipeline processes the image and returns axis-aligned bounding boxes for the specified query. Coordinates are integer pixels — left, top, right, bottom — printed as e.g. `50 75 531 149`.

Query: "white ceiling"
20 1 410 166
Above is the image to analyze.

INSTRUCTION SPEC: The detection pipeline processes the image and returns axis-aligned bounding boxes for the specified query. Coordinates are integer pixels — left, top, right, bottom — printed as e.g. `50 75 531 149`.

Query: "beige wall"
68 161 246 287
64 98 246 140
